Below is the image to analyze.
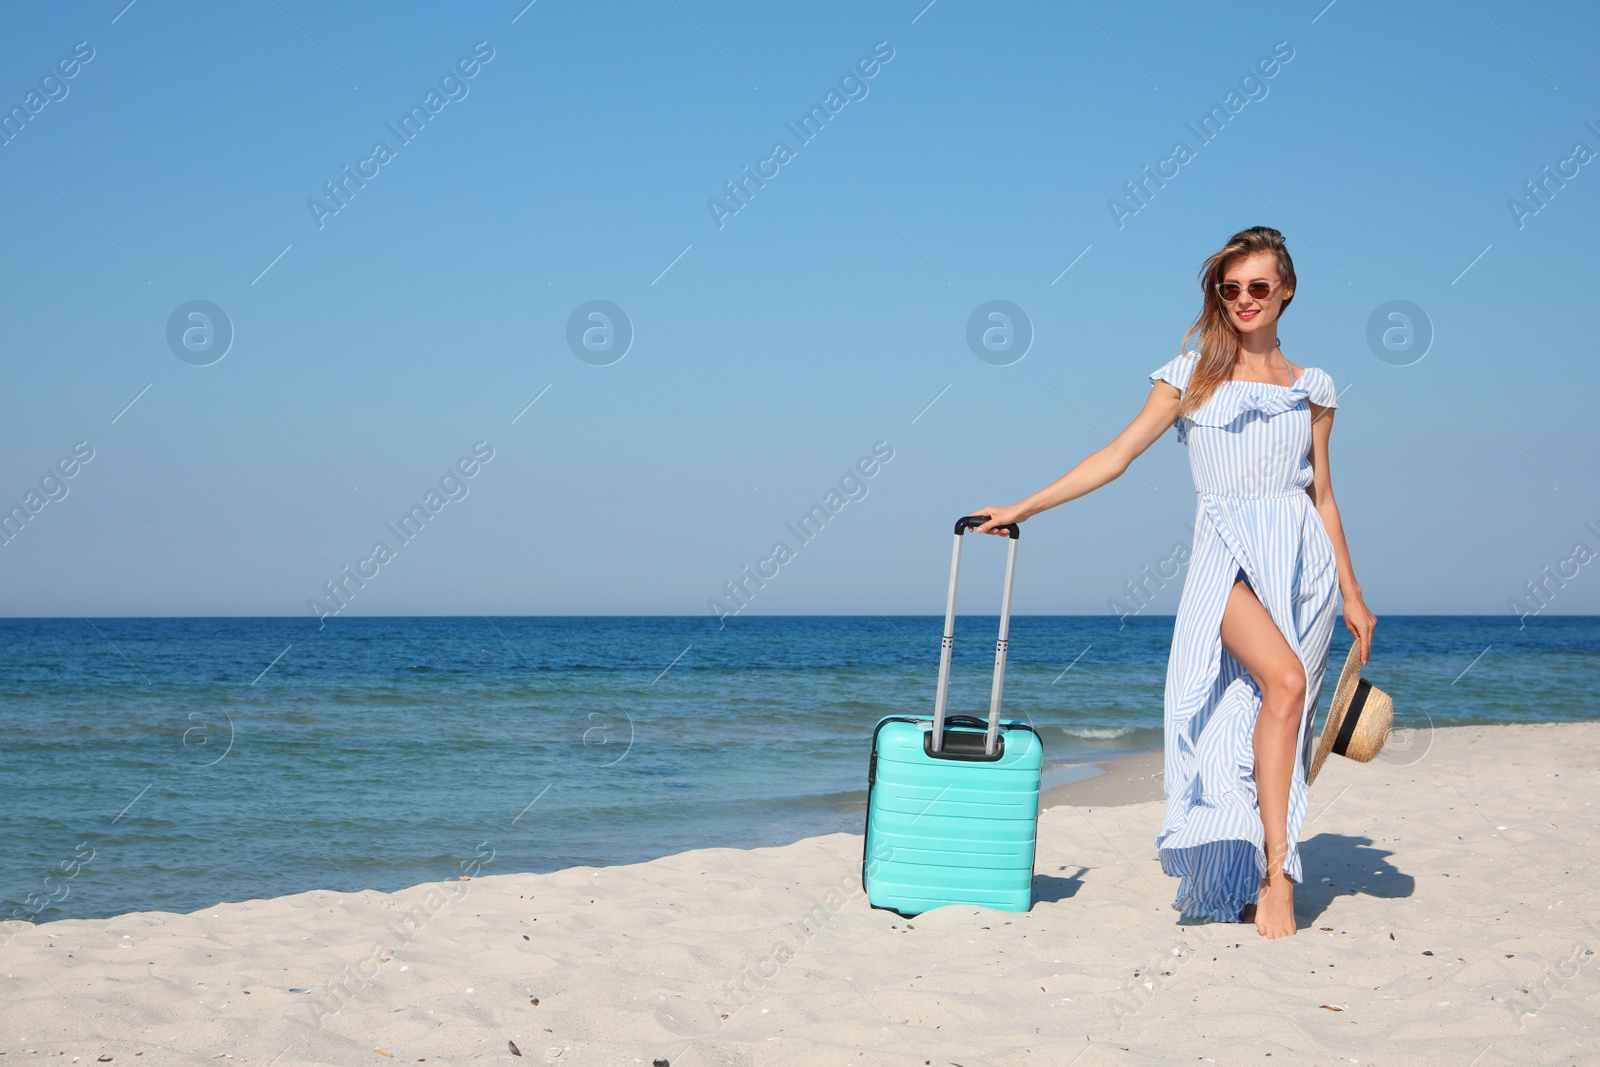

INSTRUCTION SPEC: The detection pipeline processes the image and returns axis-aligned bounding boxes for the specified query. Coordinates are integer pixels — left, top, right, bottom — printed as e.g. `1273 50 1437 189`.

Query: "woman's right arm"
971 380 1181 534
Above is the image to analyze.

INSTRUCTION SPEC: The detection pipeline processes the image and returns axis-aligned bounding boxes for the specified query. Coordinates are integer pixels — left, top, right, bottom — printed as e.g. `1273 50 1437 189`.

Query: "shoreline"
1040 748 1167 807
4 722 1596 1064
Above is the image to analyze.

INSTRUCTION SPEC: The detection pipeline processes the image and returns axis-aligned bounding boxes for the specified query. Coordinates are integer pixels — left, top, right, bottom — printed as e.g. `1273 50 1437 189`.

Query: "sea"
2 614 1594 926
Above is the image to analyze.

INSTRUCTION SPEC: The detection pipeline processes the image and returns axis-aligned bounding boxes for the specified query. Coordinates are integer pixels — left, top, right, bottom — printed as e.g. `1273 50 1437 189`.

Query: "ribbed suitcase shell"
862 715 1042 915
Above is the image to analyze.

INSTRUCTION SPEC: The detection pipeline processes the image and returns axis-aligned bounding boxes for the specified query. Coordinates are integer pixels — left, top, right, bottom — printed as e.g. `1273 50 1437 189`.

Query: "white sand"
2 722 1596 1066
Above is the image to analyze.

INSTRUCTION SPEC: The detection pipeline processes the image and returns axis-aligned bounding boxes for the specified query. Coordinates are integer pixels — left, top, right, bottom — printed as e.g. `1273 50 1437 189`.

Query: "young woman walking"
971 225 1375 938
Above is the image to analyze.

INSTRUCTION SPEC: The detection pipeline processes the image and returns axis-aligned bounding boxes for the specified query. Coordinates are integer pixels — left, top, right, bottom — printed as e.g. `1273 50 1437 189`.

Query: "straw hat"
1308 644 1393 786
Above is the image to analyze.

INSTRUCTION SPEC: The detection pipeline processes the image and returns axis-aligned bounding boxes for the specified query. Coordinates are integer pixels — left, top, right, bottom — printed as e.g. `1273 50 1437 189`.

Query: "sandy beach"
2 721 1595 1066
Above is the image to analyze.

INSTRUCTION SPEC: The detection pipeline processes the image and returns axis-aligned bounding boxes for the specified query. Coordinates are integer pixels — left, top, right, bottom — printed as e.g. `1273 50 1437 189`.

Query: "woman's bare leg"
1219 577 1306 939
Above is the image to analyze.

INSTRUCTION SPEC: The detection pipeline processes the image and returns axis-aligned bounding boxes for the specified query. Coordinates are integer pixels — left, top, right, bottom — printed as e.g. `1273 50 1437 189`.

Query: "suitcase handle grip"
938 715 991 729
956 514 1019 539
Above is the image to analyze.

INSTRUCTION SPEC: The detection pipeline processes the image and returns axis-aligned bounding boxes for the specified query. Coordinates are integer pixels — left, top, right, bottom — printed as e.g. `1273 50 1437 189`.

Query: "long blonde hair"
1178 226 1298 416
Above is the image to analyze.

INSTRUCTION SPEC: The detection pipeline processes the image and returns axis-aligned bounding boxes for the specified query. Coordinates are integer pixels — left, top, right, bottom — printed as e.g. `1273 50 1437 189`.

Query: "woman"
971 225 1375 938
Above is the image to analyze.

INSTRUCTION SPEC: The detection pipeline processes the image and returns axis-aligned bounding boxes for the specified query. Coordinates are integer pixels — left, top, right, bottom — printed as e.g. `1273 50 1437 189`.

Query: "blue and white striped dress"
1147 351 1341 921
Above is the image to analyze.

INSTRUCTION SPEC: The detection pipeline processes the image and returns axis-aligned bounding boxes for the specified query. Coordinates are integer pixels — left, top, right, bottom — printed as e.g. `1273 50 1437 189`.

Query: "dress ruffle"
1148 352 1339 443
1188 367 1337 427
1148 351 1199 393
1163 840 1265 922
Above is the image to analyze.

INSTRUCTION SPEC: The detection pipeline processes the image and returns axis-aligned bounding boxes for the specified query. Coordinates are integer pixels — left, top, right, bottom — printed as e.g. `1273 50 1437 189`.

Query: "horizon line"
0 612 1590 621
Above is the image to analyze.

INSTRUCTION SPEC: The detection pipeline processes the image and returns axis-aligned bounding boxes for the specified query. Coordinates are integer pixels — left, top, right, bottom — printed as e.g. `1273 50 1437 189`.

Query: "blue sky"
1 0 1596 618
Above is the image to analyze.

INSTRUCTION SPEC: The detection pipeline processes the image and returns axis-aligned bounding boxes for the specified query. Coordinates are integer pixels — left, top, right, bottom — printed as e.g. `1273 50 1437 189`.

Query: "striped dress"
1147 351 1341 922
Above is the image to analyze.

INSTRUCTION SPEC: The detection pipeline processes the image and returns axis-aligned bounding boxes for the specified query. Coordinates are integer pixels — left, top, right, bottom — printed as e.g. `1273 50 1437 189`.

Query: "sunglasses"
1215 279 1280 302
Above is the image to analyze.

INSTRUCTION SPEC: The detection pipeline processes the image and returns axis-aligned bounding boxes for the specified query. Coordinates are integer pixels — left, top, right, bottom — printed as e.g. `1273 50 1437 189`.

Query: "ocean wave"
1061 726 1138 740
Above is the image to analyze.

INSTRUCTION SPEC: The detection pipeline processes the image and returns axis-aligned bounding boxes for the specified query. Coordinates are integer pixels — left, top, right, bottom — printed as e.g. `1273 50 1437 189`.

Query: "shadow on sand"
1032 865 1089 904
1295 832 1415 924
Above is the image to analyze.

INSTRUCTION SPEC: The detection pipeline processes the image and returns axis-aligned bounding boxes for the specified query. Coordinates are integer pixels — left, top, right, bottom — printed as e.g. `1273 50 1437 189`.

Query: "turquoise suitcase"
862 516 1043 916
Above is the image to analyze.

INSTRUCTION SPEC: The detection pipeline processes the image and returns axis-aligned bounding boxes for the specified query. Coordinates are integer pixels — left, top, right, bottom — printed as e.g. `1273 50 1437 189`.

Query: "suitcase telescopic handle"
931 515 1020 756
954 515 1020 538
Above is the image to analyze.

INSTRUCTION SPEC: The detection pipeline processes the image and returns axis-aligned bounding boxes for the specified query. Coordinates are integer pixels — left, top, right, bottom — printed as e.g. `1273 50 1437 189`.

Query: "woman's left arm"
1308 404 1376 664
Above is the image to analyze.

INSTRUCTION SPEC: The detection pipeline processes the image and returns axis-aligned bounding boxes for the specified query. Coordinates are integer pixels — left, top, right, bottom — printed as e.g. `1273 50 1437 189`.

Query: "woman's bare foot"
1254 872 1297 939
1239 902 1256 923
